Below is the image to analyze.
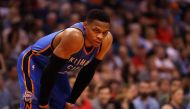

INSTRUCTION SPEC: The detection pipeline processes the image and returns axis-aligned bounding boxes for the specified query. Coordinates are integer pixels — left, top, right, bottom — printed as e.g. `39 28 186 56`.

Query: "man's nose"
97 33 104 40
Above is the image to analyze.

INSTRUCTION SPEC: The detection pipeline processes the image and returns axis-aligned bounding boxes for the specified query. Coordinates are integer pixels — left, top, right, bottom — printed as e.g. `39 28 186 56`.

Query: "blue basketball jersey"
31 22 100 74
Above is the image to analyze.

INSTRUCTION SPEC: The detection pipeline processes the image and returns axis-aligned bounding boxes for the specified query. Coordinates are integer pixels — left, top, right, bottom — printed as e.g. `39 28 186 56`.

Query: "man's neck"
84 39 93 48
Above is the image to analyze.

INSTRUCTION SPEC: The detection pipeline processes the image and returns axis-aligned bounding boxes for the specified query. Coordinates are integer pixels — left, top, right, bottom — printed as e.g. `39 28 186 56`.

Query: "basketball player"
17 9 112 109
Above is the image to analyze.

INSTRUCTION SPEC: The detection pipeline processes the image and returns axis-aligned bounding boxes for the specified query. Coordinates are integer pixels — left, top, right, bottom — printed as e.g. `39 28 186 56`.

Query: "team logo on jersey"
22 90 36 102
32 65 35 71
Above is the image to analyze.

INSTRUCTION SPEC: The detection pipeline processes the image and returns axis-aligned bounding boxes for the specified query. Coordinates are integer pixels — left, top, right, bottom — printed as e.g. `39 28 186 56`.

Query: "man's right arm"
39 28 84 108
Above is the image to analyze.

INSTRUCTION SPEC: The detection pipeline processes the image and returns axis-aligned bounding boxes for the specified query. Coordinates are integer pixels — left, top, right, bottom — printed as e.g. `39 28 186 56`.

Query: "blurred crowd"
0 0 190 109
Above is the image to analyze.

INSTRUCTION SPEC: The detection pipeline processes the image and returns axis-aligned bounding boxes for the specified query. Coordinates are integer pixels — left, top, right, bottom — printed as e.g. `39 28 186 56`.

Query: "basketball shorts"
17 47 71 109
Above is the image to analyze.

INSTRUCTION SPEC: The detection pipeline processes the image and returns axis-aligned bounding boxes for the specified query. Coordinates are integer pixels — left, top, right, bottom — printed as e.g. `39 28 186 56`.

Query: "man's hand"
65 102 75 109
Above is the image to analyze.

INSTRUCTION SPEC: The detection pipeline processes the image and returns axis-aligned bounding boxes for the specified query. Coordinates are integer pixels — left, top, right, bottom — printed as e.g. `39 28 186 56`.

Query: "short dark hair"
97 84 111 93
171 78 181 83
86 9 110 23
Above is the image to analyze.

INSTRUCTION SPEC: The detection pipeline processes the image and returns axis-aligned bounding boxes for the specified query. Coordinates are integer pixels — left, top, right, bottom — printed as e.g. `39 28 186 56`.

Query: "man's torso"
30 22 100 74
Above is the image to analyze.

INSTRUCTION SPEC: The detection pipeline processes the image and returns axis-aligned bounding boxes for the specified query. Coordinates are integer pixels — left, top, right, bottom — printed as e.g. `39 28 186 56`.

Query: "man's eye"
94 29 100 33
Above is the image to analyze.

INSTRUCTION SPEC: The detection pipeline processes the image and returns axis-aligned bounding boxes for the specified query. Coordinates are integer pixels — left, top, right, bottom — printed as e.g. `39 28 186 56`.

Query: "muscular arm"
39 28 83 108
67 32 113 104
53 28 84 58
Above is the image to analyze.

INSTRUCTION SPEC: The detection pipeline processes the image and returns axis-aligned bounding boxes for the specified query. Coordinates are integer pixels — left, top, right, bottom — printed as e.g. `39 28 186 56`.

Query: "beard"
140 92 149 99
150 91 157 98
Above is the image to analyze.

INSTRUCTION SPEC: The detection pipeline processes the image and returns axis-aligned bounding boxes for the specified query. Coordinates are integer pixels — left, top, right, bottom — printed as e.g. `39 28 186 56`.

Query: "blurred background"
0 0 190 109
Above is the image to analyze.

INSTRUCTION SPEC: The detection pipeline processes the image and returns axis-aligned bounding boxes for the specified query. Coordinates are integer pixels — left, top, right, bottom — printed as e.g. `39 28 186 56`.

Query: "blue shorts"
17 47 71 109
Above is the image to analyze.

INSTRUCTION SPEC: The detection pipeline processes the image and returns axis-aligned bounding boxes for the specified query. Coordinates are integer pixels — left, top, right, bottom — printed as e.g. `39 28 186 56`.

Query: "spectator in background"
149 70 160 82
98 61 115 82
179 9 190 37
171 78 182 92
113 45 129 69
42 11 58 34
2 6 29 60
76 87 92 109
144 27 159 52
126 23 145 54
126 83 138 103
92 85 119 109
156 17 173 45
117 95 129 109
149 81 159 98
171 37 185 51
174 47 190 75
32 0 49 20
158 78 171 106
153 44 175 76
68 13 81 27
116 93 134 109
133 45 151 82
0 74 12 109
58 2 72 26
162 88 185 109
131 44 147 73
5 64 20 108
120 83 138 109
133 80 159 109
122 61 138 85
108 79 122 99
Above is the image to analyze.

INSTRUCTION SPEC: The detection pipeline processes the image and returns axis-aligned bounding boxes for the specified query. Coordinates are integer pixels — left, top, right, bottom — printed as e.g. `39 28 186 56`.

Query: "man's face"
139 82 150 93
160 79 170 93
172 89 184 105
171 80 182 92
9 66 18 80
139 82 150 99
98 88 111 105
84 20 110 47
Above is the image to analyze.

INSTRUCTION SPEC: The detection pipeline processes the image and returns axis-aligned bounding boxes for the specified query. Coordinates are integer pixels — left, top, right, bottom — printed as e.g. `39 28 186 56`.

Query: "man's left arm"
66 33 113 105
